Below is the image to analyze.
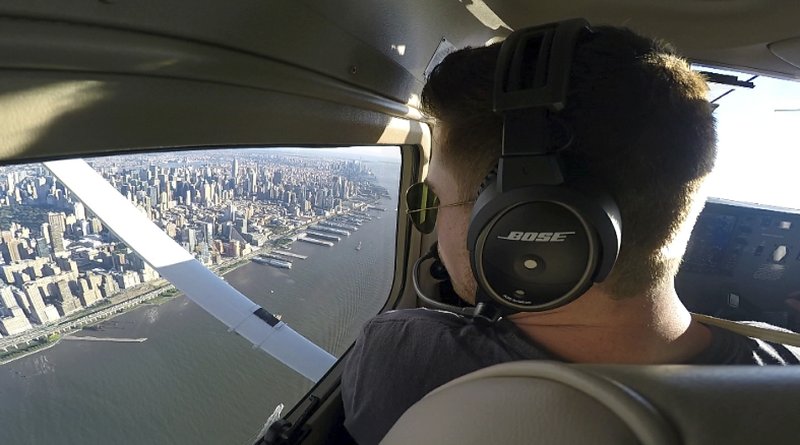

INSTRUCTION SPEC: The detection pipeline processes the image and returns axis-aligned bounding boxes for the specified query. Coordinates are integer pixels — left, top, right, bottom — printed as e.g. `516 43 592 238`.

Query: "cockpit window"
0 146 401 444
700 66 800 210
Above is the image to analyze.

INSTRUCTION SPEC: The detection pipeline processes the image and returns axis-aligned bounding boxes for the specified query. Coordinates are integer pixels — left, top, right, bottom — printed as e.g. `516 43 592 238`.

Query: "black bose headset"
467 18 622 317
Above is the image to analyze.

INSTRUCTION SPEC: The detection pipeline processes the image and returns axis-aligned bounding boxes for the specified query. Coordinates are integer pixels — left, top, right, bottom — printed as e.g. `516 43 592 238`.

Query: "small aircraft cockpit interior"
0 1 799 444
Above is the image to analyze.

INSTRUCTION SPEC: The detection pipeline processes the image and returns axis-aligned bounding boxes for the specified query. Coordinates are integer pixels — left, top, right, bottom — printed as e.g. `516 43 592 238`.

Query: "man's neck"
507 284 712 364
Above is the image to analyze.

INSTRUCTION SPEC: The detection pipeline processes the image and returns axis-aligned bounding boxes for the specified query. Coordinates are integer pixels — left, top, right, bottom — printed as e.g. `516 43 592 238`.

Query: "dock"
63 335 147 343
299 236 334 247
319 221 359 231
312 225 351 236
273 250 307 260
260 253 294 261
306 230 341 242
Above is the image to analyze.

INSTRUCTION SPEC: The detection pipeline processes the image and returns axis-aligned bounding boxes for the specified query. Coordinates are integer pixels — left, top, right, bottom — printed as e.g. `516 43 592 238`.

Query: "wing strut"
44 159 336 382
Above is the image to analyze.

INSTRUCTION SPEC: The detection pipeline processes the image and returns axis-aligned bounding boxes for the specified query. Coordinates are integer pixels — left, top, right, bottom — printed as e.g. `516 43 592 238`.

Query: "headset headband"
493 19 589 191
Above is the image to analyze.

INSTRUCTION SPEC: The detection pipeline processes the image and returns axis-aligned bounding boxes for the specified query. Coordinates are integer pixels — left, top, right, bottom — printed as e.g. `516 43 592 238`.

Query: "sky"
701 67 800 210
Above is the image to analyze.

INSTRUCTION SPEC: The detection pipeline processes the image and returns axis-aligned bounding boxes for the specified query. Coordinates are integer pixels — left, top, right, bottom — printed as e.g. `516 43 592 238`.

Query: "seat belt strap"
691 313 800 347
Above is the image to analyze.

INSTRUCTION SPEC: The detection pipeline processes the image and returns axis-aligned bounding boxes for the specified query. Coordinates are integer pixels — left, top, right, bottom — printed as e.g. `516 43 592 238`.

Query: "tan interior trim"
692 312 800 347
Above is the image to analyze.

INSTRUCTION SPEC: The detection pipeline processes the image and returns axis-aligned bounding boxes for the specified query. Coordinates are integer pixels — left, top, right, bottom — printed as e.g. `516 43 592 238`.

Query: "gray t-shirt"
341 308 800 445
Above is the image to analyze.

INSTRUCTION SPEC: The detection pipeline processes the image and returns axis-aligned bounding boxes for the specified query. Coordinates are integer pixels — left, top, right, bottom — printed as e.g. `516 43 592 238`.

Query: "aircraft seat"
381 361 800 445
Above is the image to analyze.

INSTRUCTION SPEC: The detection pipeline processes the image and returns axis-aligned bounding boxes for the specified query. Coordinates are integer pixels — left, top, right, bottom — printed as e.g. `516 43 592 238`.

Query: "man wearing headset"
342 22 800 445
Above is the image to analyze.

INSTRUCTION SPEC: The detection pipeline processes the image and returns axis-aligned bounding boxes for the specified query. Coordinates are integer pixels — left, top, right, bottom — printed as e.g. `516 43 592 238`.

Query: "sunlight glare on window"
700 66 800 210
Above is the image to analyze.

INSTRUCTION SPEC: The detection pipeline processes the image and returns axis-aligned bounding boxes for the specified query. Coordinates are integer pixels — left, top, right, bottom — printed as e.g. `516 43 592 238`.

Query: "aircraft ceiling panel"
485 0 800 79
0 0 501 107
300 0 506 83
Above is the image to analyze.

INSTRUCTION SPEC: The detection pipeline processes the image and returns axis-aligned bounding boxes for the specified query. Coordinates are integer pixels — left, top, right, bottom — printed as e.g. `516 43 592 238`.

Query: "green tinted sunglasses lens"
406 182 438 234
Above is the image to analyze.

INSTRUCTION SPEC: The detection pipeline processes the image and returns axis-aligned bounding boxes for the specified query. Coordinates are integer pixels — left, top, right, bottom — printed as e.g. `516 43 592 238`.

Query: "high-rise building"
54 280 82 316
227 202 236 222
249 170 257 194
40 222 51 244
1 239 22 263
47 212 66 253
77 277 102 307
99 274 119 299
202 182 212 206
6 172 16 191
24 284 59 324
230 240 242 258
73 201 86 220
232 159 239 179
202 221 214 243
0 285 32 336
0 285 17 309
183 228 197 252
34 237 50 259
116 271 141 289
198 242 211 265
79 219 90 237
90 217 103 234
236 217 248 235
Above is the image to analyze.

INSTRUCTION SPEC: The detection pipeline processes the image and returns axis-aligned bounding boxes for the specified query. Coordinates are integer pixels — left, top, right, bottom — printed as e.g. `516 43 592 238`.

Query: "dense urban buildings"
0 150 384 341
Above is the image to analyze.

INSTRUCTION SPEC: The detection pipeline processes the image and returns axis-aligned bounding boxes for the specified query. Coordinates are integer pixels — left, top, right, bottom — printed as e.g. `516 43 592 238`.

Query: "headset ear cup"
468 185 619 312
478 166 498 195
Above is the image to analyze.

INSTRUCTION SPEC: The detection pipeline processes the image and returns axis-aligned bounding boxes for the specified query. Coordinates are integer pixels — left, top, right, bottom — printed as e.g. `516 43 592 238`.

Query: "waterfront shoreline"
0 197 384 367
0 337 62 366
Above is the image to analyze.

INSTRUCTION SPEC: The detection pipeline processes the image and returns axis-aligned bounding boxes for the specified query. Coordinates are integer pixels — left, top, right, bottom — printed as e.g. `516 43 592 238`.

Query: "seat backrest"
381 361 800 445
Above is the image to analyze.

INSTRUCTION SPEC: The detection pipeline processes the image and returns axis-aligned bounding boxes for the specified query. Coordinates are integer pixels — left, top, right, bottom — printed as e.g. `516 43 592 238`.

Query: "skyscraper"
0 285 32 336
90 217 103 234
54 280 82 316
73 201 86 220
25 284 59 324
40 222 51 244
1 239 23 263
227 202 236 222
34 237 50 259
47 212 66 253
232 159 239 179
183 228 197 252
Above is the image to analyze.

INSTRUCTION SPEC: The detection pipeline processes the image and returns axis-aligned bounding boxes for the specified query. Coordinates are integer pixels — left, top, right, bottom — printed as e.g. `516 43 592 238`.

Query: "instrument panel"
677 198 800 331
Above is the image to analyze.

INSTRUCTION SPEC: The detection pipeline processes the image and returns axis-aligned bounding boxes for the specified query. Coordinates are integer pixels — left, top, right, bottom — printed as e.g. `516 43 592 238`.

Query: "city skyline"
0 149 391 344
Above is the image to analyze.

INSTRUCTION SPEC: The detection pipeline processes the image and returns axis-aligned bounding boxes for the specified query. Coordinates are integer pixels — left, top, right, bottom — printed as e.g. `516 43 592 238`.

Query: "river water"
0 160 400 445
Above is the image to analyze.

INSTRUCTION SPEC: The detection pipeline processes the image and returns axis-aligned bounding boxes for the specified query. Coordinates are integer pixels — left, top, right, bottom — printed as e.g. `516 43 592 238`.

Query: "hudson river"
0 159 400 445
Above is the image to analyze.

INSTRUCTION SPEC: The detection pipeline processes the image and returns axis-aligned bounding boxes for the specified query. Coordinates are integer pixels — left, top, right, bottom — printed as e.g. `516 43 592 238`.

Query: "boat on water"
355 241 362 251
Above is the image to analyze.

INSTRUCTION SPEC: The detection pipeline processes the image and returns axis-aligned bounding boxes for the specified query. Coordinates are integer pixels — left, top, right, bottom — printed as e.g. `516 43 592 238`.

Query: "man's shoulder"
365 307 469 329
341 309 480 445
695 321 800 365
344 309 474 382
352 309 474 362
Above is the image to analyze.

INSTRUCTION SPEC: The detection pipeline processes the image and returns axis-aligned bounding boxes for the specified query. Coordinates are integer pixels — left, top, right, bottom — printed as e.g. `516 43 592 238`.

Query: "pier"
319 221 359 232
305 231 341 242
63 335 147 343
273 250 307 260
312 225 351 236
334 217 364 226
259 253 294 262
298 236 334 247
